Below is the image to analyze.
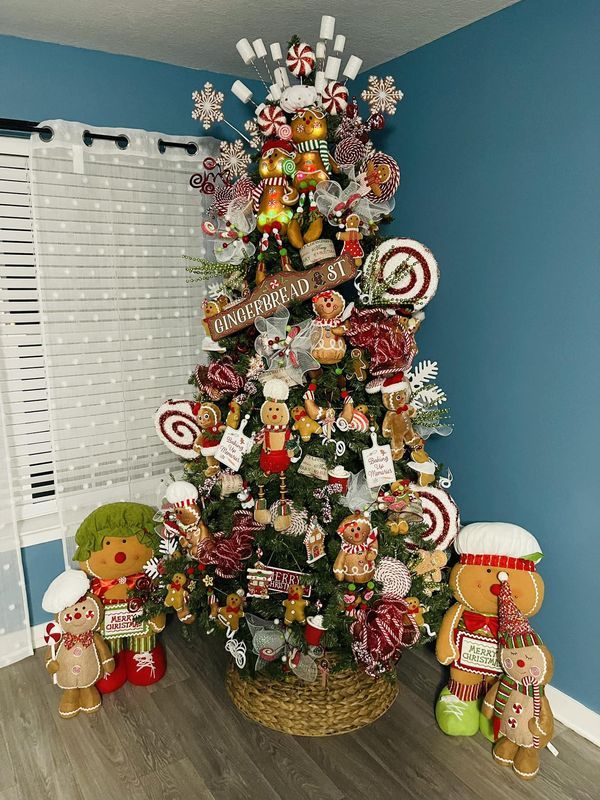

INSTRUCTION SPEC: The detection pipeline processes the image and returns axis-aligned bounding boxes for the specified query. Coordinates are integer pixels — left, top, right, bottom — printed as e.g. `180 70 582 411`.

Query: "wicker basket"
226 663 398 736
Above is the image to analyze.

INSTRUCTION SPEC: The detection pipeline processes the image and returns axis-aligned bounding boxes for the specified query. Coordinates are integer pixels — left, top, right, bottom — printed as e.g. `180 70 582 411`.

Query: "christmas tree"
149 20 460 704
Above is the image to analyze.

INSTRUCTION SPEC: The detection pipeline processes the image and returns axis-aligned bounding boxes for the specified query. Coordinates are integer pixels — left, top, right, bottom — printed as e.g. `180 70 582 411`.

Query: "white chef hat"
42 569 90 614
455 522 543 565
165 480 199 507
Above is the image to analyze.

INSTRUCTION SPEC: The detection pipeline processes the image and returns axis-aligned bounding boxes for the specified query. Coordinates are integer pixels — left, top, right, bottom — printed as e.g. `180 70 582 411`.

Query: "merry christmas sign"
206 254 357 340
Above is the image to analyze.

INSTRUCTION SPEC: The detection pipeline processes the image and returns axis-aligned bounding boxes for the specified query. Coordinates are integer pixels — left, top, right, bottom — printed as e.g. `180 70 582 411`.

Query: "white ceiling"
0 0 519 75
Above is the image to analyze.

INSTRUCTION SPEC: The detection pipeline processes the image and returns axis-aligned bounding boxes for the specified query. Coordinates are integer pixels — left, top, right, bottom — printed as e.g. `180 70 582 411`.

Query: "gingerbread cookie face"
259 146 290 179
197 402 222 431
291 107 328 143
313 291 345 321
58 594 103 635
261 400 289 426
339 514 371 546
500 644 553 685
449 563 544 617
382 387 411 412
82 535 153 582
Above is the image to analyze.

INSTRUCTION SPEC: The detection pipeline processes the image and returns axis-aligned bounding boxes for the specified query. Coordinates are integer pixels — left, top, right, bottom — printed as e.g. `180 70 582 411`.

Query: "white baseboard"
26 624 600 746
546 685 600 747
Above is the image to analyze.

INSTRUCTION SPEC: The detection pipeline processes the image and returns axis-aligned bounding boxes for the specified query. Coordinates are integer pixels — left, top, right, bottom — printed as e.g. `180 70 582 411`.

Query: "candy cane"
522 676 541 748
44 621 62 685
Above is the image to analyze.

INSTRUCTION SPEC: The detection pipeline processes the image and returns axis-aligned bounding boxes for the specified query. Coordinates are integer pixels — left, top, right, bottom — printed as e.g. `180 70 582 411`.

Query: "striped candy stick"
44 621 62 685
522 675 541 748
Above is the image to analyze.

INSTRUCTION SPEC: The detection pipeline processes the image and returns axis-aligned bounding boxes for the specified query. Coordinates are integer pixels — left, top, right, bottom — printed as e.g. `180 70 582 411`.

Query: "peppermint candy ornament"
334 137 366 168
321 81 349 115
286 43 316 77
408 483 460 551
375 557 412 599
360 237 440 310
256 103 287 136
154 399 201 459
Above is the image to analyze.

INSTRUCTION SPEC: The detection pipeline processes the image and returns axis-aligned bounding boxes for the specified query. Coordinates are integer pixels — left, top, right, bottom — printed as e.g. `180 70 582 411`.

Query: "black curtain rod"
0 118 199 154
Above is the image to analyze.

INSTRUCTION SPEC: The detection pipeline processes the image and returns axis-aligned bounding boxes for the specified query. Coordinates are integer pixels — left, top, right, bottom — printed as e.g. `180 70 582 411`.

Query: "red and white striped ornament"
44 621 62 685
408 483 460 550
361 237 440 311
375 557 412 599
256 103 287 136
321 80 349 114
154 399 201 459
286 43 316 77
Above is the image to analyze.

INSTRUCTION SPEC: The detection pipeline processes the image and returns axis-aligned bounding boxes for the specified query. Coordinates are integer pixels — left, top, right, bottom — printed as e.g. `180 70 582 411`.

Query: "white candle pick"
316 41 326 60
231 80 254 104
320 15 335 41
236 38 256 65
275 66 290 87
324 56 341 81
270 42 283 62
269 83 282 100
252 38 268 59
334 35 346 54
314 71 326 96
343 55 363 80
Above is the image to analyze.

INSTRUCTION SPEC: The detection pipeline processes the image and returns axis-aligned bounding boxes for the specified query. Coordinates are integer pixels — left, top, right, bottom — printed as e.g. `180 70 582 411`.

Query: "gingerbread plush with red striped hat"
435 522 544 738
482 577 554 780
380 372 421 460
193 401 225 476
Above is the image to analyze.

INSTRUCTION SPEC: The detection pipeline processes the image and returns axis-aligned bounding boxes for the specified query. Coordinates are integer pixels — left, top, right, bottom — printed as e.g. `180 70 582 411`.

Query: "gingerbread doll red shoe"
73 503 166 692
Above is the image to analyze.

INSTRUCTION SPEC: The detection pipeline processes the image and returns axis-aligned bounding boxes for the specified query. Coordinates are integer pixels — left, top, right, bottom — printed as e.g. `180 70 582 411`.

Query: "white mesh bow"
313 179 394 229
338 470 377 513
202 198 256 265
255 307 319 383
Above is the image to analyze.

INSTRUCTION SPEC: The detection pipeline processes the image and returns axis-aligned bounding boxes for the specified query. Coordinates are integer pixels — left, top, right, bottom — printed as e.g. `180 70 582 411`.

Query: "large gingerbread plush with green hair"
435 522 544 738
73 502 166 691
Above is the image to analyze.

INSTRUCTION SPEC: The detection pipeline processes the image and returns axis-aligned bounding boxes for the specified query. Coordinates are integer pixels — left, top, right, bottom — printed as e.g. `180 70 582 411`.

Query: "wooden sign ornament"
205 254 357 340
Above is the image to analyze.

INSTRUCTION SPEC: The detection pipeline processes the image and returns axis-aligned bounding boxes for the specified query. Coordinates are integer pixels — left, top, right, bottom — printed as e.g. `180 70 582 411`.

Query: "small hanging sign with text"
215 421 252 472
256 563 312 598
363 432 396 488
206 255 357 340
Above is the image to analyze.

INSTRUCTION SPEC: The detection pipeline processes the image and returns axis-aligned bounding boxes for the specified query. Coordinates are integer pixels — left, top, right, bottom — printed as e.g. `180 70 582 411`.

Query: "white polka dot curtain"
28 120 217 561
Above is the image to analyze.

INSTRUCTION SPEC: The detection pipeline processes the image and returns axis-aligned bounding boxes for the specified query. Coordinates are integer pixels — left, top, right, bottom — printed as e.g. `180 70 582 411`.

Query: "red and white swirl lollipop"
408 484 460 551
256 103 287 136
361 237 440 310
44 621 62 684
375 557 412 599
321 81 349 115
286 43 316 77
154 399 201 459
363 151 400 203
334 136 366 167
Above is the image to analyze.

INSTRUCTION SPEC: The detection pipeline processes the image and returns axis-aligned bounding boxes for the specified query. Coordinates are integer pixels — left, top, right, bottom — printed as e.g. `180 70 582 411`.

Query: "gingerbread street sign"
205 254 357 340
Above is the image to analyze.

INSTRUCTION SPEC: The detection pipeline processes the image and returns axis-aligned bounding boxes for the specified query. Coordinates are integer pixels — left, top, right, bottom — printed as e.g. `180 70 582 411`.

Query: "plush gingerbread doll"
311 291 348 365
42 570 115 719
336 212 364 266
218 591 245 632
74 503 166 692
164 572 196 625
282 584 308 625
482 578 554 780
163 480 212 559
291 405 322 441
259 378 294 475
380 373 421 460
193 401 225 476
333 512 379 584
435 522 545 738
253 138 299 278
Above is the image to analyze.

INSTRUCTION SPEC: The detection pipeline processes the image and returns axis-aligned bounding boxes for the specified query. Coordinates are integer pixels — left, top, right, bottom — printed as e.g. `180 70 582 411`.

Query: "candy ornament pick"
321 80 349 114
256 103 287 136
375 557 412 600
44 621 63 684
286 43 316 77
408 484 460 551
154 399 201 459
356 152 400 204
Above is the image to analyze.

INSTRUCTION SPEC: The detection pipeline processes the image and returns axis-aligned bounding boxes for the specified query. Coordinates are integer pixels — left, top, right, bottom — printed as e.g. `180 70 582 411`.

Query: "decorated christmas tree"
149 18 460 733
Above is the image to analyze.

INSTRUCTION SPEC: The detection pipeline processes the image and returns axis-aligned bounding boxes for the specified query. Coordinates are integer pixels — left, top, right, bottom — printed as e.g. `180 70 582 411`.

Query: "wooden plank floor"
0 624 597 800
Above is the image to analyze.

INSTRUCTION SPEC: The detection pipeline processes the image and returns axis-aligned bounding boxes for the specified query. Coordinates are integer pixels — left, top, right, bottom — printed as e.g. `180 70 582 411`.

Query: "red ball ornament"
367 113 386 131
346 98 359 119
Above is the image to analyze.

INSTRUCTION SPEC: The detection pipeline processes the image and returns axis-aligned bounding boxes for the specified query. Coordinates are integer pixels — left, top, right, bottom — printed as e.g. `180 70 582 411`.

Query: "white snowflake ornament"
244 119 263 150
361 75 404 116
218 140 251 179
192 82 225 129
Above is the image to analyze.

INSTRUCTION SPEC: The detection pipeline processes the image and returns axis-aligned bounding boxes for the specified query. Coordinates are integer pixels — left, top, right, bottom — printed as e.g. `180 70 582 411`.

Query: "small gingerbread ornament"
164 572 196 624
193 402 226 476
333 512 379 584
163 481 211 557
42 570 115 719
282 583 308 625
291 405 322 441
380 373 421 460
218 591 245 632
336 212 364 266
310 290 348 365
413 549 448 583
259 378 294 475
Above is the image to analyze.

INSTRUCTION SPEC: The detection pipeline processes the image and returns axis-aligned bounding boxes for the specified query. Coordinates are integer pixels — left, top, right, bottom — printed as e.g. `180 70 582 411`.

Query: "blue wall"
355 0 599 710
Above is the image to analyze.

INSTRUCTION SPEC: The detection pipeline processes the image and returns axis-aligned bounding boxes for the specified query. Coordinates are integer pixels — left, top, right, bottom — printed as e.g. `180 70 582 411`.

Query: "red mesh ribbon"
351 597 420 677
195 356 244 401
195 510 261 578
346 308 417 376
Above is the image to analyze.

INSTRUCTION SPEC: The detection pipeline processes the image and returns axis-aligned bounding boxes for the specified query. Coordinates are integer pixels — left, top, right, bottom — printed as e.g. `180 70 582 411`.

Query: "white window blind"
25 120 217 553
0 137 56 522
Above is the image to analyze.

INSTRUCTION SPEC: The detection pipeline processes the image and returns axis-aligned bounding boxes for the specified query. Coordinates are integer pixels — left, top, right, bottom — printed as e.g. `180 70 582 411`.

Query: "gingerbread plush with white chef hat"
260 378 294 475
482 577 554 780
42 569 115 719
435 522 544 738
